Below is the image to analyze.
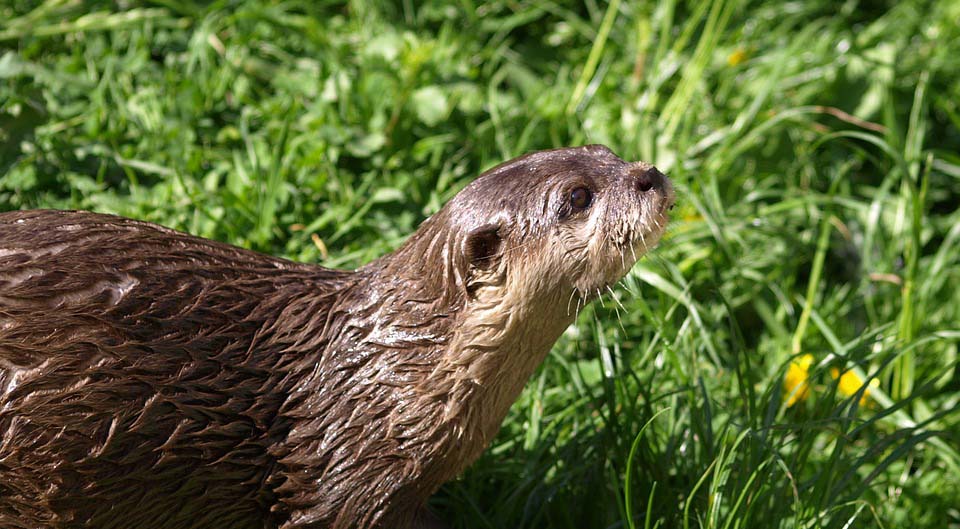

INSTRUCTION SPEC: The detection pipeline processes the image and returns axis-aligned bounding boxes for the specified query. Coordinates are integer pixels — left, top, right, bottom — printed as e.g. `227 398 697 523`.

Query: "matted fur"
0 145 672 529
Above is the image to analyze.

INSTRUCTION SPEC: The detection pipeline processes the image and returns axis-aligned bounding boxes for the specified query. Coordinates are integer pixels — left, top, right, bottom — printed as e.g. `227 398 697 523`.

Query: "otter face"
386 144 676 470
457 144 674 308
427 145 675 452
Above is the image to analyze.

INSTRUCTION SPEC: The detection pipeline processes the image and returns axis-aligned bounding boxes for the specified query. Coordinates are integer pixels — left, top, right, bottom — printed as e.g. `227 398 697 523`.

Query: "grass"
3 0 960 527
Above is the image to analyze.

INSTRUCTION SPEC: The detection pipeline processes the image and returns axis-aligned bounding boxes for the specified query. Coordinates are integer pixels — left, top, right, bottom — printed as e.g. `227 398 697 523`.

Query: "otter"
0 145 673 529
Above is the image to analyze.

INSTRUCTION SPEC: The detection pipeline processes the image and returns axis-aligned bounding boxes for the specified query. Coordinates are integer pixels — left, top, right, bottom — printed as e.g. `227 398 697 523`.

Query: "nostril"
629 163 665 193
637 172 655 192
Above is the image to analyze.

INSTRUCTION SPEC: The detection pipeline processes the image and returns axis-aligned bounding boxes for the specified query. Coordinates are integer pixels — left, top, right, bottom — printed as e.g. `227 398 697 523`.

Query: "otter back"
0 210 358 528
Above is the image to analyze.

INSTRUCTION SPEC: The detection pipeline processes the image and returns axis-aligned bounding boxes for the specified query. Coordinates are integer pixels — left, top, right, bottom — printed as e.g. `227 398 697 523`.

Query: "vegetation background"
2 0 959 527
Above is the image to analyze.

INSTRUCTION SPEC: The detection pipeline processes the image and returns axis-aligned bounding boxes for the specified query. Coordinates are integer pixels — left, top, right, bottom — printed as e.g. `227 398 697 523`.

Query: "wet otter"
0 145 673 529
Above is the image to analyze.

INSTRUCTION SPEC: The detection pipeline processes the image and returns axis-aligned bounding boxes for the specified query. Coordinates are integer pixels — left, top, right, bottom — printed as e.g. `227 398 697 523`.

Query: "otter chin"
0 144 673 529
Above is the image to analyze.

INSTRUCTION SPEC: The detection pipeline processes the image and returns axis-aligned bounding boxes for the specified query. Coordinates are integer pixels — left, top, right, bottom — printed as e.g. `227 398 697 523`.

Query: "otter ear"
464 224 502 271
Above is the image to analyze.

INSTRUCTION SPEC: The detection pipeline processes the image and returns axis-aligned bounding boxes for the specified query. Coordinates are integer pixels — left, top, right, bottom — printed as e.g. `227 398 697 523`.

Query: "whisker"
606 284 628 313
566 288 579 317
502 238 538 255
606 285 628 334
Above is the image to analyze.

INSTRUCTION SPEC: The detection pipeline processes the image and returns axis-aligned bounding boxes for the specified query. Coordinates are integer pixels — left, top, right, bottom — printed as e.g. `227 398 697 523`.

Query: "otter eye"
570 187 592 210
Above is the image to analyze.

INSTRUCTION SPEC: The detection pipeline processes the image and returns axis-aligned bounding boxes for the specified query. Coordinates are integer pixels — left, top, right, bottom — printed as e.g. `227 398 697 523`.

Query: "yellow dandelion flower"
784 354 814 407
830 368 878 406
727 48 748 66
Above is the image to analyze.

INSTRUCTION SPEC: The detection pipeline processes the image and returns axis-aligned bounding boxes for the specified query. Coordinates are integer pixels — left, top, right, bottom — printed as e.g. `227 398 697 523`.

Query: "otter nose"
635 166 665 193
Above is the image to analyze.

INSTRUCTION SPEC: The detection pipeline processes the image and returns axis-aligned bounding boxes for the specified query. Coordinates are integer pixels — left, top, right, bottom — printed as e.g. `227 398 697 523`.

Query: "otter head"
402 145 675 452
452 144 674 312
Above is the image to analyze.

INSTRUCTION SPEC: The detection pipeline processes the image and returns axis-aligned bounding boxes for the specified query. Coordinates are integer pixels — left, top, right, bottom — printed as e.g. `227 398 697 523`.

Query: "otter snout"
628 163 675 211
632 164 667 194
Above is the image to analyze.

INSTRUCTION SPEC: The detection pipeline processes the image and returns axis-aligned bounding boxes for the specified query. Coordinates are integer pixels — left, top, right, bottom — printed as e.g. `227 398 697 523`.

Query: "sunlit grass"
2 1 959 527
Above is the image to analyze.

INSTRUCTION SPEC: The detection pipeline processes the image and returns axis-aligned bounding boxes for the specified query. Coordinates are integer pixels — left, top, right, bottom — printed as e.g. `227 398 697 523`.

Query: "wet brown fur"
0 145 672 529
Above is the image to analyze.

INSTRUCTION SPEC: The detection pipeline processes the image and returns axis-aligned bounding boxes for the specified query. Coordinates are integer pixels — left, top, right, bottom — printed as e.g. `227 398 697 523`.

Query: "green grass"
3 0 960 527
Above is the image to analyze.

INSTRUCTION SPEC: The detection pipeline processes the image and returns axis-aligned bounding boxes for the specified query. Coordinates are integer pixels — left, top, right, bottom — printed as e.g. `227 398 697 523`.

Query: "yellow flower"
830 368 878 406
727 48 748 66
784 354 814 407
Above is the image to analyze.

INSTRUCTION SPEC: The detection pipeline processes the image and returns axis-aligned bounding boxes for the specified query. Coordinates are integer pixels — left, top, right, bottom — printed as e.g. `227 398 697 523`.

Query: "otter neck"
288 221 579 521
426 281 577 476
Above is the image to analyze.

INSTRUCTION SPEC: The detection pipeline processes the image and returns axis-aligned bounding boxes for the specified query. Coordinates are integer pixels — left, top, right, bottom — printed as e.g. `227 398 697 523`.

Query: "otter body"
0 145 672 529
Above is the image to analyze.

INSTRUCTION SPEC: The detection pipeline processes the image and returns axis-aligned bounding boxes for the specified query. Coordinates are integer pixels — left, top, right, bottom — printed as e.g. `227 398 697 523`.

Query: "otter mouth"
593 190 674 293
620 189 673 252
